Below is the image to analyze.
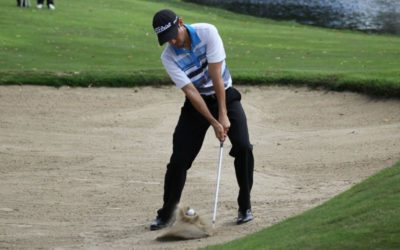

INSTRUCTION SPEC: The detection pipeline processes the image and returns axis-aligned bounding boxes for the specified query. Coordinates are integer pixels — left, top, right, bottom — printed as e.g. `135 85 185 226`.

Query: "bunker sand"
0 86 399 249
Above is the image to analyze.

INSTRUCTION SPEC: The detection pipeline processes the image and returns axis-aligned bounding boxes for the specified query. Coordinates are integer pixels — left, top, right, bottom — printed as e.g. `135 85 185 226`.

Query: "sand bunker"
0 85 399 249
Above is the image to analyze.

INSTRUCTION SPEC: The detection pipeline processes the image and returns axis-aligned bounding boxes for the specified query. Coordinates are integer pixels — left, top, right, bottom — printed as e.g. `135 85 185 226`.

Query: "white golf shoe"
37 3 43 9
237 209 254 224
49 4 55 10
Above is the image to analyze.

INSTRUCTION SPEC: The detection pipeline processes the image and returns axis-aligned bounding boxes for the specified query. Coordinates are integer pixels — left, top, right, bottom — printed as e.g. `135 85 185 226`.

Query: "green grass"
203 161 400 250
1 0 400 96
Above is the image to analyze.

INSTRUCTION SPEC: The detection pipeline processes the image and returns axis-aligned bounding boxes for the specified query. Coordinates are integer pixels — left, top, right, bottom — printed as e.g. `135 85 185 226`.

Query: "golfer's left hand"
219 114 230 140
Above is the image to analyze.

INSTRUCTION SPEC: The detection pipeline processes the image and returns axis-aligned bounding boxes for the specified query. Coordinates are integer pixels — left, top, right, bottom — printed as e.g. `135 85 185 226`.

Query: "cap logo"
154 16 178 34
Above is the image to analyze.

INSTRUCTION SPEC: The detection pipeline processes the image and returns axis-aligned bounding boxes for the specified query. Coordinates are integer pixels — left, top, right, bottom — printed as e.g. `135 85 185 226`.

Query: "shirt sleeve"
161 49 191 89
205 25 226 63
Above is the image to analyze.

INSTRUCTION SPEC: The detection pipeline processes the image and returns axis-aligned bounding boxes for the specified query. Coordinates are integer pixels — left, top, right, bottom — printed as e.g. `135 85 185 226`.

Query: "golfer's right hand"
212 121 226 142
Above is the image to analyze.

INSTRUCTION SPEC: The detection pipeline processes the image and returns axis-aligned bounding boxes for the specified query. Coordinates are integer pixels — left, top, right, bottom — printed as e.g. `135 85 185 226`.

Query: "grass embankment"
204 161 400 250
0 0 399 96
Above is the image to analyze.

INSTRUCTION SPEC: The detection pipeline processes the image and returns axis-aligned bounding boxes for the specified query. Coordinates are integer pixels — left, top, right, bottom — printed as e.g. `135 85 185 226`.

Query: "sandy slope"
0 85 399 249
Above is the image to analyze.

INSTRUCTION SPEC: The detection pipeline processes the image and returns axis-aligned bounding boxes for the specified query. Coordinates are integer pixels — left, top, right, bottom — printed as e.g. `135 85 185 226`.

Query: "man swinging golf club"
150 9 254 230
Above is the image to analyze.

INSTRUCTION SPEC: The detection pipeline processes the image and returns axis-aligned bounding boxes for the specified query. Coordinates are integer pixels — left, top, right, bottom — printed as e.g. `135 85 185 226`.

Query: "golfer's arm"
208 62 227 116
182 83 219 126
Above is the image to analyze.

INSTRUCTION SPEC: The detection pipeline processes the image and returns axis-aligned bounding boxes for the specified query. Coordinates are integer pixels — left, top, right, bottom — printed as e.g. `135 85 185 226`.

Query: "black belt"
201 94 217 100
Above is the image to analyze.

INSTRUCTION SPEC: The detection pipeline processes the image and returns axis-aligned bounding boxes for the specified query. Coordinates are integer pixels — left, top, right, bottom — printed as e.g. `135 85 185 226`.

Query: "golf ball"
186 208 196 216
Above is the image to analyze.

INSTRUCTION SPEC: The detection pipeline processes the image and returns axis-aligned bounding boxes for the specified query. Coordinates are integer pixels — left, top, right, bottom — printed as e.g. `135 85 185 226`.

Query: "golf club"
212 141 224 228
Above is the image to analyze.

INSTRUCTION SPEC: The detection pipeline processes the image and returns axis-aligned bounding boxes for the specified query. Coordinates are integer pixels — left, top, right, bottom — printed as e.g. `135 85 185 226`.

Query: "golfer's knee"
229 143 253 157
168 155 193 171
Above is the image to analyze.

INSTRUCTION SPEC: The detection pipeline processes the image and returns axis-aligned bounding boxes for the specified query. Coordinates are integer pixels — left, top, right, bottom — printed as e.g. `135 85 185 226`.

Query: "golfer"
150 9 254 230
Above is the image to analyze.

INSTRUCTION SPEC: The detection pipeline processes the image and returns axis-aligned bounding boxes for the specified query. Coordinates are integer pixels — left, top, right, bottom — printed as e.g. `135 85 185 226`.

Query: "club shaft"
212 142 224 226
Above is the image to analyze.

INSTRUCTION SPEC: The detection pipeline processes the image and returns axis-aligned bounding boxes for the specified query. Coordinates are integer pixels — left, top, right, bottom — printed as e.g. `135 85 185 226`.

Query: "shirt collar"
173 24 201 55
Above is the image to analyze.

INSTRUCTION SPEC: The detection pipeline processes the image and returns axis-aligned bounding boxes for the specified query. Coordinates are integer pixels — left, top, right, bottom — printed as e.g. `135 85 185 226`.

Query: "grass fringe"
2 71 398 98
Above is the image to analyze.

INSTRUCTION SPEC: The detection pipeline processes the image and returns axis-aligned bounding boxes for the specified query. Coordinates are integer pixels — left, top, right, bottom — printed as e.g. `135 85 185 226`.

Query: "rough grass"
203 161 400 250
1 0 399 97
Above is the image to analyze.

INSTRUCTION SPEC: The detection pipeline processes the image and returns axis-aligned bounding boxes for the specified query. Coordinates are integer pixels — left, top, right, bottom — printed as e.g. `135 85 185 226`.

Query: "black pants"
37 0 54 4
157 87 254 221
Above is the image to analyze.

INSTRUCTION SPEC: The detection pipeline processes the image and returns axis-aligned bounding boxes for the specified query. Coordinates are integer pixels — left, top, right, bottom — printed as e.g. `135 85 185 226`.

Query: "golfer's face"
168 26 185 48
